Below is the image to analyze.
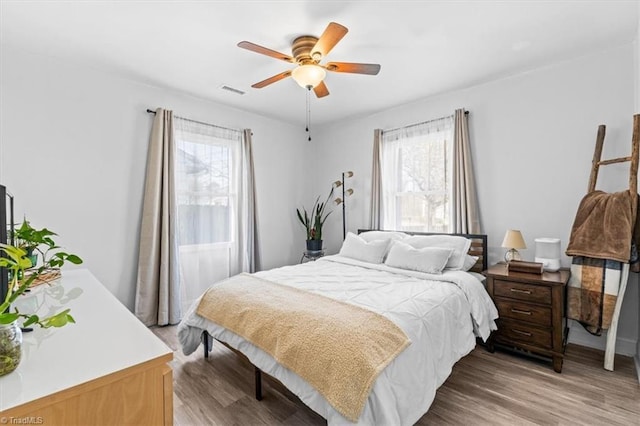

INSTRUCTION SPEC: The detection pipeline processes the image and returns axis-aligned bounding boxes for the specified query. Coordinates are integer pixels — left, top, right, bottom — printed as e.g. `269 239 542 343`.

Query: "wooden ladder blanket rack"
585 114 639 371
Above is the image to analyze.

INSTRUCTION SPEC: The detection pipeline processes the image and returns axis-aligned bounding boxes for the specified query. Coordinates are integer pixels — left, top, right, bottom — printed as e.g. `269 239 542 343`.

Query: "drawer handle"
510 288 531 295
511 329 532 337
511 308 532 316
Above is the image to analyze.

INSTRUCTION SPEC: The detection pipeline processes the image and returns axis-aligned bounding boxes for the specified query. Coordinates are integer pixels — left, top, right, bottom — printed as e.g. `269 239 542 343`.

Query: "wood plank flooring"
153 325 639 425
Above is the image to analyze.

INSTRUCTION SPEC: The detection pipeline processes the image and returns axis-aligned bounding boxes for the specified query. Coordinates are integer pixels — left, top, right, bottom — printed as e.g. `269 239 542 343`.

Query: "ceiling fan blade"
238 41 295 63
251 70 292 88
311 22 348 59
325 62 381 75
313 81 330 98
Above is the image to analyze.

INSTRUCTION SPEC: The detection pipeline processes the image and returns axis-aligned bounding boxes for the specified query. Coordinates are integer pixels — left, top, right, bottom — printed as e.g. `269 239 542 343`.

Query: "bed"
177 230 498 425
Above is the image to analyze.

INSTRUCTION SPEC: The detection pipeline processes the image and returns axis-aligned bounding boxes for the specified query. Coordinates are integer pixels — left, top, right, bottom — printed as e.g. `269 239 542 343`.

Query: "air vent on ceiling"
220 85 246 95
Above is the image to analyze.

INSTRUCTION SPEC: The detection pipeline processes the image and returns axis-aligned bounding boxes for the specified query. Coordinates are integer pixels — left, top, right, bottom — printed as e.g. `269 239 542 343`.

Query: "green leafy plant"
12 219 56 266
0 220 83 328
296 187 334 241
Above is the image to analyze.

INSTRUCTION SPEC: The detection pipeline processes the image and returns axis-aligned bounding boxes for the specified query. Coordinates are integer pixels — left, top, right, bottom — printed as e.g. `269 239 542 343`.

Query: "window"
174 118 244 311
174 119 241 248
381 116 454 233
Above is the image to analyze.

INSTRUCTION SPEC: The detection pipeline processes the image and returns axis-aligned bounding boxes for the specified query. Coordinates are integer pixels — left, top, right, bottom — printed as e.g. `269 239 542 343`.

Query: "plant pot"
0 320 22 376
27 253 38 268
306 239 323 252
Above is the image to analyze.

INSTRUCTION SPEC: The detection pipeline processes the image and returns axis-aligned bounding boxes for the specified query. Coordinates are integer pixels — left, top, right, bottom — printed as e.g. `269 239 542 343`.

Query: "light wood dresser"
485 263 570 373
0 269 173 425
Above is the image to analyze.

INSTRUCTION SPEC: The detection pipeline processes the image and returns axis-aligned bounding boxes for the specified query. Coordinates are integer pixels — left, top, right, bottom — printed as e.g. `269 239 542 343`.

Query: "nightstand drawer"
495 299 552 326
496 319 552 349
494 279 551 305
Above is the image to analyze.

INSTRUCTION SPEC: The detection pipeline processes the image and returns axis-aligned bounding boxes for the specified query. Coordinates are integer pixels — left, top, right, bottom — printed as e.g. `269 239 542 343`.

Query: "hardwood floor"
153 325 639 425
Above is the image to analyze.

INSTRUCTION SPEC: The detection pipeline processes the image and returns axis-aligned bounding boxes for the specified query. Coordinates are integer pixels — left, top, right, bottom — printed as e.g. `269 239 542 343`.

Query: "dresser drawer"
495 319 552 349
494 279 551 305
495 298 552 326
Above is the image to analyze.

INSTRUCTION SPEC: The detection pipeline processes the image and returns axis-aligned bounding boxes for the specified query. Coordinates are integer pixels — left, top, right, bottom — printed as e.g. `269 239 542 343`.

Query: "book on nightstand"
507 260 544 274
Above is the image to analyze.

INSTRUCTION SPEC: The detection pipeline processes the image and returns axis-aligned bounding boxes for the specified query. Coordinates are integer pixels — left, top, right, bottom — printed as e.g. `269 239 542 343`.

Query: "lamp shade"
501 230 527 249
291 65 326 88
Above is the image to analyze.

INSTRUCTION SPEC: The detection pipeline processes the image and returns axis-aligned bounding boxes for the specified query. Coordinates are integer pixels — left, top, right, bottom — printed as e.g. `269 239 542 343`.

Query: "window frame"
381 117 454 233
174 122 242 248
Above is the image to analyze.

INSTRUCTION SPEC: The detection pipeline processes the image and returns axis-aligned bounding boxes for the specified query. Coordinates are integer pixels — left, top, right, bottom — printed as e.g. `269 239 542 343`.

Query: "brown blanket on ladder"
196 273 411 422
565 190 638 333
565 190 638 263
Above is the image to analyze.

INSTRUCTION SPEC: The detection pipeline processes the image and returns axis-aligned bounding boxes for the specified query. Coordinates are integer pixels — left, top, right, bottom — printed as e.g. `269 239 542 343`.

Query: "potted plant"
12 219 47 267
296 187 334 252
0 220 82 376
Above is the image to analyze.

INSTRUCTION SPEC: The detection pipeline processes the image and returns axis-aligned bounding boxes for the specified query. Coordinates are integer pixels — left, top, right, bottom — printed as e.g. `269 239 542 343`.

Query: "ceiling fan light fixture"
291 64 326 89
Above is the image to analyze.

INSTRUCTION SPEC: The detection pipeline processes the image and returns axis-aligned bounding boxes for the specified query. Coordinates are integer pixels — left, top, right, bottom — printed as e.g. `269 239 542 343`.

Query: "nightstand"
300 250 324 263
485 263 570 373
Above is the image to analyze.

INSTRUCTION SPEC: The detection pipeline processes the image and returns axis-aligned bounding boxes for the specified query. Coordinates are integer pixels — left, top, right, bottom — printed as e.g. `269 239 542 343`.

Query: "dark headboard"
357 229 488 273
0 185 9 310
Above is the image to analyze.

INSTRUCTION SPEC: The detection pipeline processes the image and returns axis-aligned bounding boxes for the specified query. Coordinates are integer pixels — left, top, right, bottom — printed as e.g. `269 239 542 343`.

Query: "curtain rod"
146 108 238 133
384 110 469 134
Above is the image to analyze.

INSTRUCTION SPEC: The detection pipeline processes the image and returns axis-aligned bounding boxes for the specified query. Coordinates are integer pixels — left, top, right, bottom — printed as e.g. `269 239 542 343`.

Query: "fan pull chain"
305 86 312 141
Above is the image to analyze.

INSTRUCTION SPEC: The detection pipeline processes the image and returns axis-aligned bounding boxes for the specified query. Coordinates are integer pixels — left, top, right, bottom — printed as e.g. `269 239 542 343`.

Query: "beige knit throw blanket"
196 273 411 422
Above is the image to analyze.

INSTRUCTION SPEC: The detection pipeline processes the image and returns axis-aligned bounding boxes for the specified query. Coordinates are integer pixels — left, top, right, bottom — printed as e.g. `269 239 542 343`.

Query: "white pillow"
403 235 472 271
358 230 408 243
384 241 453 274
462 255 479 272
339 232 390 264
469 271 486 284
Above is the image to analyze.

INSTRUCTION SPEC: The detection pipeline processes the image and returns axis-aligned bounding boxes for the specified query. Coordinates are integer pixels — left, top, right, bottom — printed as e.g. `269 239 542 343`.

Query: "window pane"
176 137 233 245
396 193 449 233
381 117 453 233
399 136 447 193
397 134 449 232
177 142 230 196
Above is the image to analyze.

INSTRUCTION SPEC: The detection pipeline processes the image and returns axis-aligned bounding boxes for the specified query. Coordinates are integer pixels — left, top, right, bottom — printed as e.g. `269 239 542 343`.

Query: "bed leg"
255 366 263 401
487 335 495 353
202 331 210 359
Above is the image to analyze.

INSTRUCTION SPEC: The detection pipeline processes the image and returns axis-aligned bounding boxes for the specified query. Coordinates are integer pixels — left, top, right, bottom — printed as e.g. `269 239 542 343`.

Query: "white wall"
0 48 312 311
313 43 638 355
637 4 640 114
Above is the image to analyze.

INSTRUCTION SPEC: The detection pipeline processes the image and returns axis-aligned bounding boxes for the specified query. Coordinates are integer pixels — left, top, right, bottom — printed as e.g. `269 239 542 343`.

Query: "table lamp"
501 229 526 262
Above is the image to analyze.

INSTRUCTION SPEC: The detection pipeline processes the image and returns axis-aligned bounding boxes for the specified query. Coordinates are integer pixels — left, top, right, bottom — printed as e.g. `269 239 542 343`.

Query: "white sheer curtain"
379 116 454 232
174 118 257 312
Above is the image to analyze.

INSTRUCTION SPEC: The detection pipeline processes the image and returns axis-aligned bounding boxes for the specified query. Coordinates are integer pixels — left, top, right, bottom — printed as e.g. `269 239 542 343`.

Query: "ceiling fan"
238 22 381 98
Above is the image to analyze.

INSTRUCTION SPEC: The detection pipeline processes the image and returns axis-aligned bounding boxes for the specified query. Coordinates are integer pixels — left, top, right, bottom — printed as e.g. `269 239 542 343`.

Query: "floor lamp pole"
341 172 346 240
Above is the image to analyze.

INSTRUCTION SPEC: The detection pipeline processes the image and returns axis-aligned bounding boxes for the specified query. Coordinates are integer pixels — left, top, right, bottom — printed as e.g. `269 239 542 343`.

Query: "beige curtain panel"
243 129 261 273
369 129 382 230
452 109 481 234
135 108 181 326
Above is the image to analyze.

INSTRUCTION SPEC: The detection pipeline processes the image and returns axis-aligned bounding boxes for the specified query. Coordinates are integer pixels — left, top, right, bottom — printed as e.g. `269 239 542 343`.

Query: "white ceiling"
1 1 638 126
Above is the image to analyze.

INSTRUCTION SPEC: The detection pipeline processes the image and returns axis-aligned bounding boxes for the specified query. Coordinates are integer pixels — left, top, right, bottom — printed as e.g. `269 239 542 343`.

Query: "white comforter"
178 255 498 425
